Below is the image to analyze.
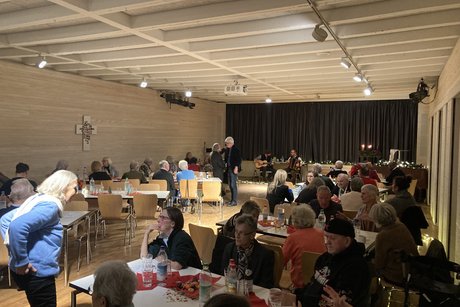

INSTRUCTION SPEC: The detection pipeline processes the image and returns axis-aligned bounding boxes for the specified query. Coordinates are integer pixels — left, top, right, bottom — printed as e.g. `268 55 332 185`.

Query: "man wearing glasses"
222 215 274 288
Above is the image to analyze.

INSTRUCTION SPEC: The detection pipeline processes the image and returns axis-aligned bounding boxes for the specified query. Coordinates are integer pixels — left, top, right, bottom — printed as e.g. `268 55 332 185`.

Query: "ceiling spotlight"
340 57 351 69
139 78 148 88
363 86 374 96
312 24 328 42
37 56 47 69
185 90 192 98
265 96 272 103
353 74 363 82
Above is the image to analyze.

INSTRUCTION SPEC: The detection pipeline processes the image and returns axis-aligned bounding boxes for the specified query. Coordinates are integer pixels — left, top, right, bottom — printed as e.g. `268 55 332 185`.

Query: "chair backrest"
138 183 160 191
0 241 9 266
301 251 321 285
65 200 89 211
407 179 417 196
202 181 222 201
179 179 198 199
149 179 168 191
133 194 157 219
99 180 113 190
189 223 217 264
97 194 124 219
69 193 85 202
127 179 141 189
342 210 357 220
261 243 283 288
249 196 269 212
108 181 125 191
274 203 293 220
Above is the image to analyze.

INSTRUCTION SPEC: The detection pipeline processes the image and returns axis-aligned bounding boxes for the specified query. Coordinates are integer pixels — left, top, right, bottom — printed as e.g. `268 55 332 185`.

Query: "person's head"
37 170 78 203
264 150 272 156
336 173 349 189
366 161 374 170
241 200 261 221
101 157 112 167
290 148 297 157
55 160 69 171
392 176 412 192
9 178 35 204
273 169 287 186
92 260 137 307
307 177 325 190
335 160 344 169
144 158 153 166
306 171 316 183
159 160 170 171
359 167 369 177
324 218 355 255
178 160 189 171
189 157 198 164
15 162 29 176
129 160 139 171
316 185 332 208
91 161 103 173
369 202 397 229
313 163 322 174
203 293 250 307
361 184 379 205
350 177 364 192
166 155 174 163
292 204 316 229
224 136 234 148
234 214 257 249
185 152 193 160
212 143 221 152
158 207 184 235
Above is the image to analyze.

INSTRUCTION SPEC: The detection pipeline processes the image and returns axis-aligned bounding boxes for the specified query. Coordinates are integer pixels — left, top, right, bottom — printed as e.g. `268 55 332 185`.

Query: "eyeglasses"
158 215 170 220
235 231 254 237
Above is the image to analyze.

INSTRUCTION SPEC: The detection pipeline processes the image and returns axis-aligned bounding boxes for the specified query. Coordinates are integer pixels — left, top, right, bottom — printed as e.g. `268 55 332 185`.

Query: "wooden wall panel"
0 60 226 183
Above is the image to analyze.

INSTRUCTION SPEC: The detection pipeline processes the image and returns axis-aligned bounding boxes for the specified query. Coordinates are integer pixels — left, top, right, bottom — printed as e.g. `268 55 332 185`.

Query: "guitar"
255 160 270 169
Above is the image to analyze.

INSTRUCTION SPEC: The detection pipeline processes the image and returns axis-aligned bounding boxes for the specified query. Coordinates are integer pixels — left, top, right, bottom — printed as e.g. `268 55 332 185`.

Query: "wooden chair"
138 183 160 191
407 179 418 196
0 241 11 287
69 192 85 202
189 223 217 265
261 243 284 288
301 251 321 285
97 194 133 245
127 179 141 189
133 194 157 221
179 179 198 211
201 180 223 220
149 179 167 191
99 180 113 190
342 210 358 220
249 196 269 213
64 200 91 271
107 181 125 191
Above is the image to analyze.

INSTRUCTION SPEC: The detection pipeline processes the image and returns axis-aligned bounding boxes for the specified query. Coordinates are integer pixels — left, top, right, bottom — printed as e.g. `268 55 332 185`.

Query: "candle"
367 144 372 149
361 144 365 150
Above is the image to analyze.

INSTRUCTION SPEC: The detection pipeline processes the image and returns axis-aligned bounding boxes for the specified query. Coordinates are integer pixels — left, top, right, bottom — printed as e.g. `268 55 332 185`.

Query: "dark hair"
16 162 29 173
165 207 184 230
393 175 412 190
203 293 250 307
359 167 369 176
190 157 198 164
241 200 261 215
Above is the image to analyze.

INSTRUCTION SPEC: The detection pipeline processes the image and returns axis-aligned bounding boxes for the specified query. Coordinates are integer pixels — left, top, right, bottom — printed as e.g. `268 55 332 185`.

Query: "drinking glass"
269 288 282 307
142 254 154 288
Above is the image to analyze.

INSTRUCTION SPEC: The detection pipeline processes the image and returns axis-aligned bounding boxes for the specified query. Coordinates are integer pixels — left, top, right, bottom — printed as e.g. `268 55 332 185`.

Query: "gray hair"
350 177 364 191
144 157 153 165
307 177 325 189
178 160 188 171
224 136 234 144
336 173 349 182
235 214 257 232
102 156 112 164
361 184 379 198
159 160 169 169
292 204 316 228
369 202 397 227
212 143 220 152
37 170 77 203
129 160 139 171
313 163 322 173
93 260 137 307
316 185 331 195
9 178 35 203
335 160 344 169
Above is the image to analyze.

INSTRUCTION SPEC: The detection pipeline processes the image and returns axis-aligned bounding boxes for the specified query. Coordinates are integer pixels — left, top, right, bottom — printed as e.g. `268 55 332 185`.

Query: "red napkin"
136 271 180 291
248 292 269 307
287 225 296 234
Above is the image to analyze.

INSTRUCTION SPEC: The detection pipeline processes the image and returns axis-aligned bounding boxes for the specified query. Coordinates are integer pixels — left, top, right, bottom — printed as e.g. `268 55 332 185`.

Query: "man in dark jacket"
224 136 241 206
152 160 176 194
301 219 370 307
385 161 405 185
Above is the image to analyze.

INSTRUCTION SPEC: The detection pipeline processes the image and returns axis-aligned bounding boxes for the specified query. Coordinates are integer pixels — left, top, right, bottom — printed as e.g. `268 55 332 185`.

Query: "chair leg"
8 268 11 287
76 238 82 272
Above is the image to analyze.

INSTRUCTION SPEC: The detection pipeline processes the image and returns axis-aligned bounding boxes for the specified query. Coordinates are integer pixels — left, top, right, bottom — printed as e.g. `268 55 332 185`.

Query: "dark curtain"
226 100 418 162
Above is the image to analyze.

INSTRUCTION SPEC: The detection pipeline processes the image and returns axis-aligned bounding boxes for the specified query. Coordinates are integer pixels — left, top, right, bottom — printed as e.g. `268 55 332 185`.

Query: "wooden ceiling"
1 0 459 103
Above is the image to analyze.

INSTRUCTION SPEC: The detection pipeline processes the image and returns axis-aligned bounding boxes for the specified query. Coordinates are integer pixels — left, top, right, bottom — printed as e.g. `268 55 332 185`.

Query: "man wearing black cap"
301 218 370 307
0 162 37 197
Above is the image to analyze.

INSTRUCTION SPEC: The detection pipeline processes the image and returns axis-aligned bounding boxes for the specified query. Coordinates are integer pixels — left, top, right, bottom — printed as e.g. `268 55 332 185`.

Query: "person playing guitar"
254 150 274 181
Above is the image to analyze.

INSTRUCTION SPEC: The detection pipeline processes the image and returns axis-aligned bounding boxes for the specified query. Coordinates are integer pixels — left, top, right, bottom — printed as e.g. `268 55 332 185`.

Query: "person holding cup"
140 207 202 270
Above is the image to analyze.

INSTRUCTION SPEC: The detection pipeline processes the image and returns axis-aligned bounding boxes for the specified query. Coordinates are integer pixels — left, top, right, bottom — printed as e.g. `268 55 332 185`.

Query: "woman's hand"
145 223 159 235
321 285 351 307
16 263 37 275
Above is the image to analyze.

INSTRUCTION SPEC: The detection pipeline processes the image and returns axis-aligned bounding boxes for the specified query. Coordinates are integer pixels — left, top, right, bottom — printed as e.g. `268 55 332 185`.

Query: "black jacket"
302 240 370 307
210 151 225 180
295 187 317 204
152 169 176 193
224 145 242 171
266 185 294 213
385 167 405 185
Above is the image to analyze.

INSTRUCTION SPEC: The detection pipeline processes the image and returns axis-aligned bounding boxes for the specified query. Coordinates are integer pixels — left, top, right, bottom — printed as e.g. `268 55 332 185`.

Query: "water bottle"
262 205 269 222
277 208 285 227
89 178 95 194
124 178 129 193
226 259 237 294
199 263 212 304
318 209 326 229
157 246 168 284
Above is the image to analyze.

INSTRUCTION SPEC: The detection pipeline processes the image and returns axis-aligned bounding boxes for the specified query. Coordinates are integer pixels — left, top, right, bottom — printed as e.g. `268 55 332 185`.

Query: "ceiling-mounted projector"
409 78 429 103
224 80 248 96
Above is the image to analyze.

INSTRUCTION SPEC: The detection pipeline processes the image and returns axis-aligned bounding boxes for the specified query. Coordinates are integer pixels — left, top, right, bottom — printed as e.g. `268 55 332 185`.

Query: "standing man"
224 136 241 207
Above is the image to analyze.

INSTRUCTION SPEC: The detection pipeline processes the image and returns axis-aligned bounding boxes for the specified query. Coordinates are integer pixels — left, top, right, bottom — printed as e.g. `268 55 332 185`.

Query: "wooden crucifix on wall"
75 115 97 151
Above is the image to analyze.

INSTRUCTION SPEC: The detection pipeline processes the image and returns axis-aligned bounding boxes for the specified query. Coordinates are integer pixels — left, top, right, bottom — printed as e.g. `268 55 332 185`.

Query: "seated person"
222 214 275 289
0 162 37 196
0 179 35 218
385 161 405 185
102 156 120 178
295 177 324 204
152 160 176 193
285 148 302 183
203 293 250 307
266 169 294 213
312 163 335 191
331 173 350 199
223 200 260 238
369 203 418 285
339 177 364 211
184 152 193 164
254 150 274 180
121 160 148 183
308 186 343 223
353 184 379 232
176 160 196 183
365 161 381 182
92 260 137 307
326 160 348 178
48 159 69 176
88 160 112 181
139 157 153 178
283 205 326 290
166 155 178 173
141 207 202 269
386 175 416 218
188 157 201 172
358 167 377 186
301 219 370 307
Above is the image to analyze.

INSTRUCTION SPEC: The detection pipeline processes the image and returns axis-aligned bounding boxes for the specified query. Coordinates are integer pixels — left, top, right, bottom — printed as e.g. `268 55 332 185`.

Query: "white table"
69 259 270 307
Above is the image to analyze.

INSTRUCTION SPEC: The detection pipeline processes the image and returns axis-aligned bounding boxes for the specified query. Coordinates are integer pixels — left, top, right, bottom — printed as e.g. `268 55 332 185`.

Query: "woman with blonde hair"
0 170 78 306
266 169 293 213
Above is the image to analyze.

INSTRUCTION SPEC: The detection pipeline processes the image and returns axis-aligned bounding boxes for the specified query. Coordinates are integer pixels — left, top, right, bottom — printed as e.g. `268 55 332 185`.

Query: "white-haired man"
224 136 241 206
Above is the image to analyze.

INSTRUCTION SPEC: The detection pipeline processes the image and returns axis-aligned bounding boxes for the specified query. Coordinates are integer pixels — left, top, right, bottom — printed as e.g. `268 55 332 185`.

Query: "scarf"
237 242 254 280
